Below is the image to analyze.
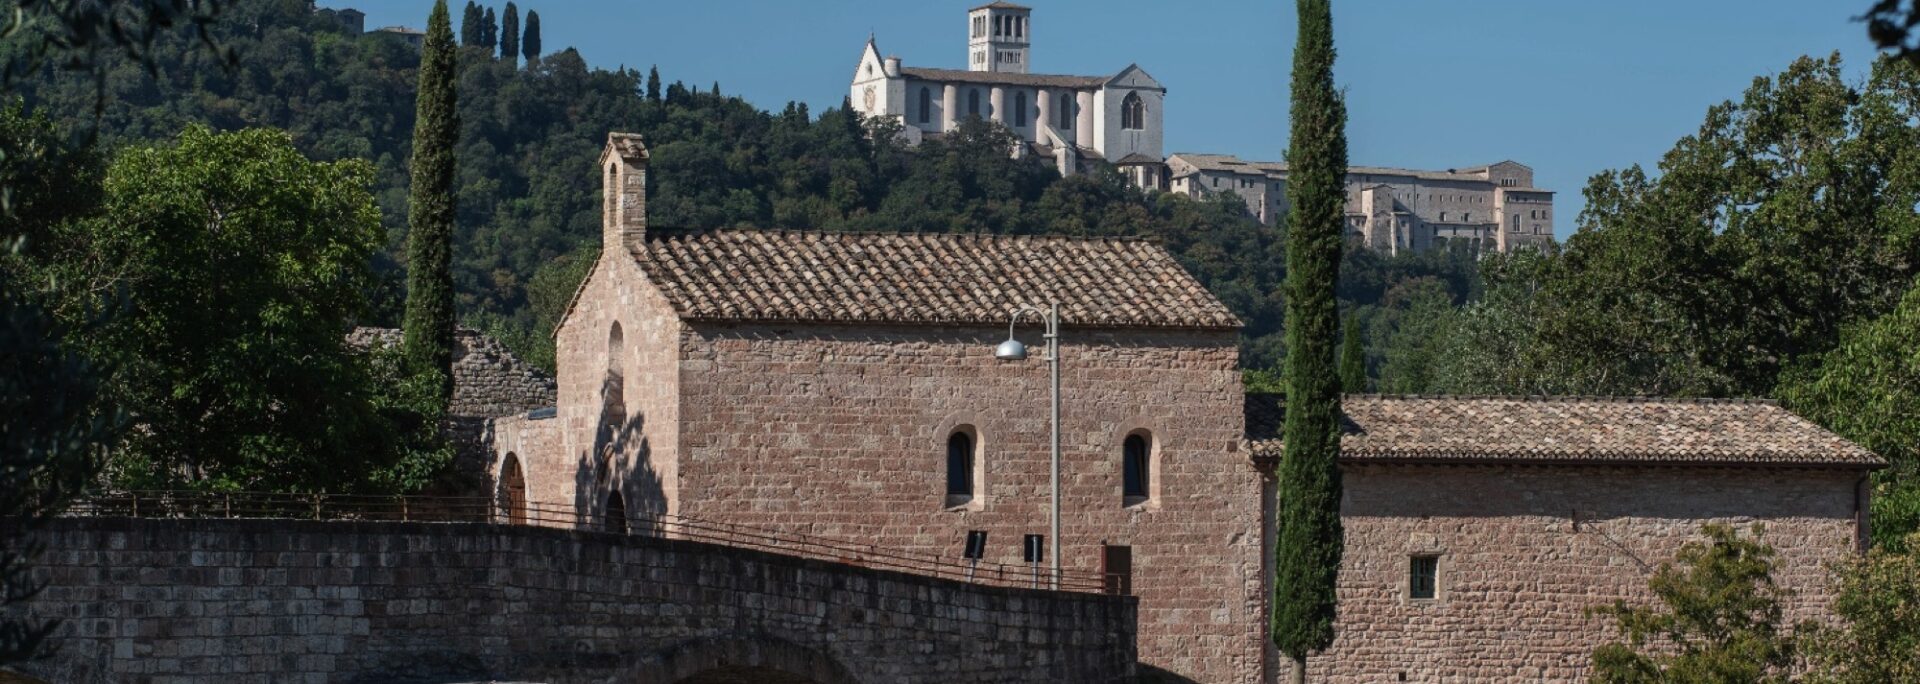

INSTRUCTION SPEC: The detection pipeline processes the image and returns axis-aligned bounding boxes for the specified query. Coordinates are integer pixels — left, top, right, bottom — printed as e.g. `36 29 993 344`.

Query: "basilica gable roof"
626 229 1240 329
1244 394 1884 468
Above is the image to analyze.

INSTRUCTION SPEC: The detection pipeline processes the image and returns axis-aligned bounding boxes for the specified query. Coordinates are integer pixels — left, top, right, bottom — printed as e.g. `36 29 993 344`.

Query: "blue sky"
344 1 1877 238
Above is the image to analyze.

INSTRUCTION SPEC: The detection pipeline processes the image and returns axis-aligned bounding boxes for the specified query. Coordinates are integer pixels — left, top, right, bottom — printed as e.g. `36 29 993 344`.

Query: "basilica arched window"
1014 92 1027 127
1121 92 1145 130
918 87 932 124
1123 432 1153 506
946 428 980 507
600 322 626 459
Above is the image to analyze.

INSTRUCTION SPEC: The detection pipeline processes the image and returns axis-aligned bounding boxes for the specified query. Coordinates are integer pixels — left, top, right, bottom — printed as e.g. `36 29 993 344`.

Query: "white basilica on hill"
850 2 1169 189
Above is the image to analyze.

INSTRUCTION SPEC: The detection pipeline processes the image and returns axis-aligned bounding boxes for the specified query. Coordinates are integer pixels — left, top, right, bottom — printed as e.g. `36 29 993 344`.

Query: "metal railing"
66 490 1121 595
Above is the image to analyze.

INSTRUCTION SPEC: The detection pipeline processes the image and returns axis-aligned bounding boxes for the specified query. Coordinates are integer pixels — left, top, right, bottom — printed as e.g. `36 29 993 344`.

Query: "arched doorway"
606 490 628 534
498 453 526 525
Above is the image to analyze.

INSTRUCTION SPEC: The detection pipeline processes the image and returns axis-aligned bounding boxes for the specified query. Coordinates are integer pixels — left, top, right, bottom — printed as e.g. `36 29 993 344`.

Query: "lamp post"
995 302 1060 589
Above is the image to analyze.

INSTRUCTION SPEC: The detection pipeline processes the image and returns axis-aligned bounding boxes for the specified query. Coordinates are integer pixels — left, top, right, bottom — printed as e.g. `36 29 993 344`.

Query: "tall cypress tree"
481 7 496 49
1339 312 1365 393
1272 0 1347 681
522 10 541 64
499 2 519 67
646 66 662 102
460 1 480 46
403 0 459 405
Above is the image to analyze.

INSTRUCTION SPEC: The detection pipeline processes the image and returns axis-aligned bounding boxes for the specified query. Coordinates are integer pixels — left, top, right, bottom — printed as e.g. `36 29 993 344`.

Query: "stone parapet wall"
1303 464 1864 682
13 517 1137 684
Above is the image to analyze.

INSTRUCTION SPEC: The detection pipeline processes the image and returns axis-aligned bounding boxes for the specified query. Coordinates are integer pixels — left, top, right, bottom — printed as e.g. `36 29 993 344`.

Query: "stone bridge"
8 518 1137 683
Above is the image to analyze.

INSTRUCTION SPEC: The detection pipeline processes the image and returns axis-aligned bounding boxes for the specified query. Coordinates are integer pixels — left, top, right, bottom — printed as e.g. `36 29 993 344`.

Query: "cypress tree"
646 66 662 102
522 10 541 64
481 7 496 49
403 0 460 405
1272 0 1347 681
499 2 519 67
460 1 480 46
1339 312 1365 393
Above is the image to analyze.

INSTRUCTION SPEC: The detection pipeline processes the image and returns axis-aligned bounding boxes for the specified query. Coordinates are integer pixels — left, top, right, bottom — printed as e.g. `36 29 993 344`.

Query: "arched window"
1014 92 1027 127
1121 92 1145 130
1058 93 1074 130
918 87 932 124
498 453 526 525
1511 214 1521 231
968 89 981 119
601 322 626 451
946 430 976 506
606 490 628 534
1123 433 1151 504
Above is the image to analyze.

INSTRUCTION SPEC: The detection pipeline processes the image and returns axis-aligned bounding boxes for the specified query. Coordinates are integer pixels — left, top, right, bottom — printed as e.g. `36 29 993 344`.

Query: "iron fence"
66 490 1121 595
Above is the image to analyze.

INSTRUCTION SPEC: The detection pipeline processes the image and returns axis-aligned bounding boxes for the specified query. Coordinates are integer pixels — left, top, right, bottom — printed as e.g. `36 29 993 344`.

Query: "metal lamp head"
994 337 1028 361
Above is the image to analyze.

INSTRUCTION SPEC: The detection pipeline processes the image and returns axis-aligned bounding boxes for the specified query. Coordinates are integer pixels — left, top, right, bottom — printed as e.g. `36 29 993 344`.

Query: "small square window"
1409 555 1439 600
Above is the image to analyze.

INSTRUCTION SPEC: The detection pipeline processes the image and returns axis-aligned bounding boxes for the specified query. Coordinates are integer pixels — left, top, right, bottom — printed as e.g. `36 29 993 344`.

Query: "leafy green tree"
0 103 117 667
31 126 445 492
403 0 459 404
521 9 540 64
1589 525 1802 684
1777 283 1920 548
1866 0 1920 60
647 65 662 101
1272 0 1347 680
1802 534 1920 683
1338 311 1364 393
499 2 518 68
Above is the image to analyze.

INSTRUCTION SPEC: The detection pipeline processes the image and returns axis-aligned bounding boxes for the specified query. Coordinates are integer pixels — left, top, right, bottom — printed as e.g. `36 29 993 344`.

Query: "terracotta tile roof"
1244 394 1883 468
630 229 1241 329
899 67 1106 90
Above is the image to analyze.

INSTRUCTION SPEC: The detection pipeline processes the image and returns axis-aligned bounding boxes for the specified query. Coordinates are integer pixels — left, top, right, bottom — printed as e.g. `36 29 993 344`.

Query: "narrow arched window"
606 491 628 534
918 87 932 124
601 322 626 450
946 431 975 506
968 90 980 118
1059 93 1074 130
1121 92 1145 130
1123 434 1150 504
1014 92 1027 127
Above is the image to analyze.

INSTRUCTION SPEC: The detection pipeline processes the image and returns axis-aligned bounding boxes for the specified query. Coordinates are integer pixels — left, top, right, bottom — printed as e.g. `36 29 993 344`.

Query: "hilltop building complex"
850 3 1557 254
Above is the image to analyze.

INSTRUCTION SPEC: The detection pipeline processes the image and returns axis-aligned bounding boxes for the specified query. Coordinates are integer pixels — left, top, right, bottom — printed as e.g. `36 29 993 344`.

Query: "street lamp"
996 302 1061 589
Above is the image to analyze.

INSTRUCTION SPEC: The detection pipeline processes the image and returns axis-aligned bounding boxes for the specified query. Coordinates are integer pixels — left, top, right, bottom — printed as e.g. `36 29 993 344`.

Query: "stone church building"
850 2 1169 189
479 132 1879 682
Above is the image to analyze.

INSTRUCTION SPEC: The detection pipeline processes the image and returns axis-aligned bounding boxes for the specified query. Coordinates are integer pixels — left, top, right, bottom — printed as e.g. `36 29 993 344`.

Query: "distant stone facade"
347 327 555 419
13 517 1137 683
851 2 1169 189
1167 153 1557 254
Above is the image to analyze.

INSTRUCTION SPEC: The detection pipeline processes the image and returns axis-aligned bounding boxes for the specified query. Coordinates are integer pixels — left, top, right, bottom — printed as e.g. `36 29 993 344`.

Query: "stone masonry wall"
1310 464 1865 682
347 327 557 419
14 517 1137 684
673 322 1266 684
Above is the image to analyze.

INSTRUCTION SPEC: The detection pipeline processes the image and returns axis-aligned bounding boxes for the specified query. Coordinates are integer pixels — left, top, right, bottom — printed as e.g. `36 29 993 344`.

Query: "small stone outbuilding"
1247 394 1880 682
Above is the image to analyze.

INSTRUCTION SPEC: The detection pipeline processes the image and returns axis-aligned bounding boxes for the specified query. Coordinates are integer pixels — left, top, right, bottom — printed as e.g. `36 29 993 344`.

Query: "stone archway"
498 452 527 525
616 635 861 684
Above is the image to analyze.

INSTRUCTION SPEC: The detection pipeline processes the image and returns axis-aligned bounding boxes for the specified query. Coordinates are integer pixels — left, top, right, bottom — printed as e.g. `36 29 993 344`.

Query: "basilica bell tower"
967 2 1031 74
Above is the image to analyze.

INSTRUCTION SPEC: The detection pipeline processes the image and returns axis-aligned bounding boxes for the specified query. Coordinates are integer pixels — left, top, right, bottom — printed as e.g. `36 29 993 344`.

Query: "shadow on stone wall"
573 366 665 533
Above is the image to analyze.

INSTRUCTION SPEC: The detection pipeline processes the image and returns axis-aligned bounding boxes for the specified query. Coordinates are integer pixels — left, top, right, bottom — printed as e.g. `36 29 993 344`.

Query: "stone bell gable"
1245 394 1882 682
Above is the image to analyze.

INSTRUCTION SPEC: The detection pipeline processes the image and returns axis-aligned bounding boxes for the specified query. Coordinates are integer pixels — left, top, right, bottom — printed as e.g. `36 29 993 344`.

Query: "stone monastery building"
477 132 1880 682
1167 154 1557 255
850 2 1169 188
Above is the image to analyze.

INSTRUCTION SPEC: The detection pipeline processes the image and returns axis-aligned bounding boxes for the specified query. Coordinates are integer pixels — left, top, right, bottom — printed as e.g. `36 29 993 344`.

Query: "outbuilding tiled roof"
1244 394 1882 468
629 229 1241 329
899 67 1106 90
